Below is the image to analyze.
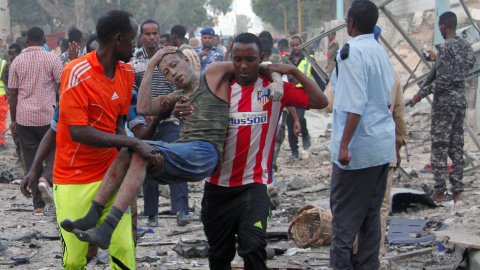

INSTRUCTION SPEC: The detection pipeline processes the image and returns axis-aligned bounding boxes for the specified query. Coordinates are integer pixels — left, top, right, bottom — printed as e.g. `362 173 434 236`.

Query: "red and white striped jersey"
207 75 309 187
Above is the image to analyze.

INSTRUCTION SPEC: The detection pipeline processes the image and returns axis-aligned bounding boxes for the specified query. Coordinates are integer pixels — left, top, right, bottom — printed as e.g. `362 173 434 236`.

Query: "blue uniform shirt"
329 34 395 170
194 46 224 73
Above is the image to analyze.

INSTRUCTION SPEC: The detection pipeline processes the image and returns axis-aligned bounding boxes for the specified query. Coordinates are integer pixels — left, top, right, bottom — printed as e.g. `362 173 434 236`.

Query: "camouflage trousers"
431 105 465 194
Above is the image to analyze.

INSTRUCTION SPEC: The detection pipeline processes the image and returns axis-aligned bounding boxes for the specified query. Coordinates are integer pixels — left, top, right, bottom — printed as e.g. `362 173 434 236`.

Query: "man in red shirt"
53 10 157 269
203 33 328 270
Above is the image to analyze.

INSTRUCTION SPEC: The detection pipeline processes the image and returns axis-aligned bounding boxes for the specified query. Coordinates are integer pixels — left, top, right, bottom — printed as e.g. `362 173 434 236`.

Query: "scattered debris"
288 204 332 248
172 238 208 258
390 188 437 213
387 217 446 244
433 230 480 249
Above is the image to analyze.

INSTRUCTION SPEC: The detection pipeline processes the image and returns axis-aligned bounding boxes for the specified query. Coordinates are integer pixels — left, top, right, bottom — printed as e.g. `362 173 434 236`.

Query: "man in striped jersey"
201 33 328 270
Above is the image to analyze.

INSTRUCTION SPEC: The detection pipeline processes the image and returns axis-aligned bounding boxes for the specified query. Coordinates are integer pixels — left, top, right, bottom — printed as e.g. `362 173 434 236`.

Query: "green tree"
252 0 335 33
9 0 232 34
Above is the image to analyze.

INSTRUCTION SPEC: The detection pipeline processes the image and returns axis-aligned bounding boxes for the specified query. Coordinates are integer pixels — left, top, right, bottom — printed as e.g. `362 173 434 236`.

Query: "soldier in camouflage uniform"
412 11 475 202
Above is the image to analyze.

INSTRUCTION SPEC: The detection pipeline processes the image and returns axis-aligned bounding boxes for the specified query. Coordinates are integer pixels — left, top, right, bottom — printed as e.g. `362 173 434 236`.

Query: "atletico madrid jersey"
207 74 309 187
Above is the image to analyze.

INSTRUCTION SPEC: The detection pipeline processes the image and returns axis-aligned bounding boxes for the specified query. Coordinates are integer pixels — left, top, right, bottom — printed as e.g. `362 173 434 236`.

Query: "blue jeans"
143 122 189 216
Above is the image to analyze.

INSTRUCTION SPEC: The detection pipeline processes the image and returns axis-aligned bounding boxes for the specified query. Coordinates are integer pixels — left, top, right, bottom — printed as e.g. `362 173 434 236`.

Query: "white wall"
380 0 459 16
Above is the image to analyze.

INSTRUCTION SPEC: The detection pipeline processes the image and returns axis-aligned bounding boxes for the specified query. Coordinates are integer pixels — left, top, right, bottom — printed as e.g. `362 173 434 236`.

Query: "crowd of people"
0 0 475 269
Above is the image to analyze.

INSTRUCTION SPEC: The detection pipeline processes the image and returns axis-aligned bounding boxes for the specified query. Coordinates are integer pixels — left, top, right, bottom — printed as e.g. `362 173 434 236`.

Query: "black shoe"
177 211 190 227
147 215 159 227
288 151 299 160
303 135 311 150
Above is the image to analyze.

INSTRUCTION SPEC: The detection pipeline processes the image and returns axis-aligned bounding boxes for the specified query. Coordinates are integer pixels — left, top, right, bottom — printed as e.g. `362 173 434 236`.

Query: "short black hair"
258 31 273 46
26 27 45 43
259 38 272 56
290 35 302 44
171 25 186 39
86 34 99 53
348 0 379 34
9 43 21 54
96 10 134 44
213 34 220 38
439 11 457 29
68 27 83 43
160 33 171 42
330 31 336 37
232 33 262 56
140 19 159 34
57 37 65 46
16 37 26 47
61 39 69 49
277 38 288 49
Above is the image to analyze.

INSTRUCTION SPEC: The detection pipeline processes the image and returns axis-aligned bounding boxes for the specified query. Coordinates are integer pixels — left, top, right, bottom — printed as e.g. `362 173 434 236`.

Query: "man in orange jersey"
52 10 158 269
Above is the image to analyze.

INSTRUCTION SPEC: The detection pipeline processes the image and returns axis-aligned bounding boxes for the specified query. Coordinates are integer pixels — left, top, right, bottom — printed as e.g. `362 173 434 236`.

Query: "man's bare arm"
338 113 361 166
68 124 156 160
268 64 328 109
8 88 18 134
137 48 178 116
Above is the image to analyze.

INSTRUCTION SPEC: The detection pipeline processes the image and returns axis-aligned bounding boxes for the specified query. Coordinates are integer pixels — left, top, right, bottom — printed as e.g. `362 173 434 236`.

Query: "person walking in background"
8 27 62 213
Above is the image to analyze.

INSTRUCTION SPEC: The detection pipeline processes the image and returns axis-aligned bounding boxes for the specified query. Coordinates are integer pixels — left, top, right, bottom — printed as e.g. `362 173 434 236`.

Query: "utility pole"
435 0 449 46
298 0 302 34
337 0 344 20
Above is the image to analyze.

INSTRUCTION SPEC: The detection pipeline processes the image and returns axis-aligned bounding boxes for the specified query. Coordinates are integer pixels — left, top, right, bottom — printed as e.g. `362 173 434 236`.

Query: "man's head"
200 28 215 48
301 32 308 43
60 39 69 53
189 37 199 48
8 43 21 62
96 10 138 63
346 0 378 37
56 37 65 46
160 34 171 47
6 34 13 45
16 36 26 50
439 11 457 39
289 35 302 56
140 19 160 51
171 25 186 47
158 50 194 89
259 38 272 61
277 38 289 53
68 27 83 44
328 32 336 42
258 31 274 47
26 27 45 47
213 34 221 47
231 33 263 85
86 34 99 53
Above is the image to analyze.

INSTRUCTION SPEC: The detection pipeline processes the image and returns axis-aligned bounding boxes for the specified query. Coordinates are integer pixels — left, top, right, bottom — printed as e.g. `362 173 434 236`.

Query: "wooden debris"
432 230 480 249
231 263 304 269
382 247 434 262
137 241 176 247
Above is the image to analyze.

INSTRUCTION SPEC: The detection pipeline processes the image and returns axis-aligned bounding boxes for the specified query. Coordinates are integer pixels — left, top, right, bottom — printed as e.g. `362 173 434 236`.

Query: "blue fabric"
145 140 218 184
50 105 59 132
143 122 189 215
329 34 395 170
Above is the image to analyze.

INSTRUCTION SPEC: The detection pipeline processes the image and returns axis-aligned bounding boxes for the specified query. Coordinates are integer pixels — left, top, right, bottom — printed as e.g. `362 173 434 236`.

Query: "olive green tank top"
176 74 229 171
